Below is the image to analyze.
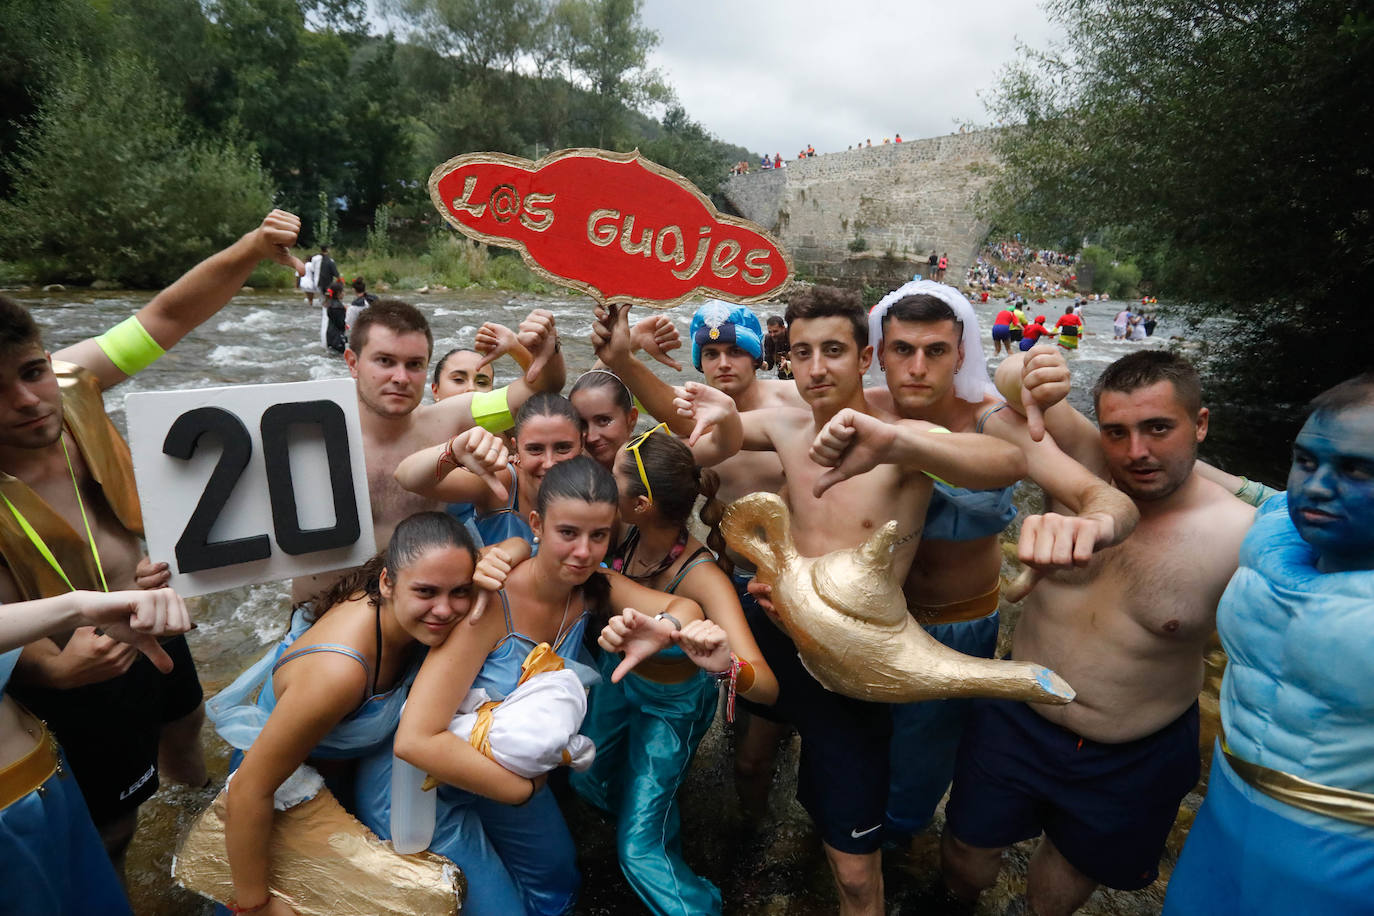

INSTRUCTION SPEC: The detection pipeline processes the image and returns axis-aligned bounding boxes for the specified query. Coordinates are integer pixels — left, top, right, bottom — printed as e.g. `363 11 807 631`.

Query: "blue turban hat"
689 300 764 371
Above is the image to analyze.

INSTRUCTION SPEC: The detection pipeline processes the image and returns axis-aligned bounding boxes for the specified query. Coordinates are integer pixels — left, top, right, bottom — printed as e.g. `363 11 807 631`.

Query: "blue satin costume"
570 546 722 916
474 465 535 549
357 590 596 916
1164 496 1374 915
886 478 1016 837
446 501 485 549
0 647 131 915
206 606 420 915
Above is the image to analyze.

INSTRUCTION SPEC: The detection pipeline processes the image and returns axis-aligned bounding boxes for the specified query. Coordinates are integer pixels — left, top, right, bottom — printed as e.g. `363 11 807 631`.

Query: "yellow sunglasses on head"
624 422 669 505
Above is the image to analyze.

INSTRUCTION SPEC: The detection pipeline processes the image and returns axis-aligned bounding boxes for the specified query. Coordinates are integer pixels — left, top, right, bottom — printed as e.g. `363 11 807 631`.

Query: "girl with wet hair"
370 456 705 916
570 368 638 470
394 392 586 548
210 512 479 916
569 427 778 916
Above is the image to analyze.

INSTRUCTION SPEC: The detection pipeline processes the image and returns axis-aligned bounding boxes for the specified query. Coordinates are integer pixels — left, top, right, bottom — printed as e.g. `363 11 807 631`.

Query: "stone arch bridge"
720 131 1001 292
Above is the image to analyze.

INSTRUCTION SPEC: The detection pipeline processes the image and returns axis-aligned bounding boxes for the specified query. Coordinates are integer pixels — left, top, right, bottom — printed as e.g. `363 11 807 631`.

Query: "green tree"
558 0 670 147
983 0 1373 413
640 105 731 200
0 54 275 287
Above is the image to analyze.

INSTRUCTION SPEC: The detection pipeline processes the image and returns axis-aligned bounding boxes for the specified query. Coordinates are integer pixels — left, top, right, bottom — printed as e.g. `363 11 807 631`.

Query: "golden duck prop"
722 492 1075 705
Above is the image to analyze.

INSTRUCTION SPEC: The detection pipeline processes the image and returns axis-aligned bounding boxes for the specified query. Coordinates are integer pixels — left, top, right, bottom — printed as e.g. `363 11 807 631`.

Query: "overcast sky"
638 0 1061 156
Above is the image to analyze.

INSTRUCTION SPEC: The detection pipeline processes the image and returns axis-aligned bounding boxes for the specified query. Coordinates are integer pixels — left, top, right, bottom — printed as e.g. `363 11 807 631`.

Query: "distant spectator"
346 277 376 334
866 138 872 147
937 252 948 282
882 137 890 144
774 153 783 169
762 315 792 380
928 250 938 278
314 244 339 348
806 144 816 157
323 276 347 353
761 154 771 170
895 133 903 143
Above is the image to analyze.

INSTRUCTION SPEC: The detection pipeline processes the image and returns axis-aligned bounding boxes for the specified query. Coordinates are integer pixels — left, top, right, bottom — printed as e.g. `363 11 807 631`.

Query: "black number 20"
162 400 361 574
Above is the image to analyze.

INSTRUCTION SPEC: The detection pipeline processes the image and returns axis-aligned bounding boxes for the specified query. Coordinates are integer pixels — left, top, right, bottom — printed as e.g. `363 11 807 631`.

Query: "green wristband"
472 386 515 433
94 315 165 376
922 425 953 487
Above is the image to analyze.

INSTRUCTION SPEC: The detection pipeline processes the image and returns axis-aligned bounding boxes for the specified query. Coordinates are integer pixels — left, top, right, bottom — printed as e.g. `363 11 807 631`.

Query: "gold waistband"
631 653 701 684
909 581 1001 625
0 705 59 811
1223 746 1374 828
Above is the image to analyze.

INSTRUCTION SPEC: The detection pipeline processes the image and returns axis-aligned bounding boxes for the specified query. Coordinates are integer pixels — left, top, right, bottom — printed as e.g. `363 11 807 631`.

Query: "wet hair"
785 285 868 348
514 392 586 439
307 511 477 621
616 431 734 576
534 456 619 648
431 347 484 388
1092 351 1202 416
352 277 367 293
882 294 964 338
0 296 43 359
1306 372 1374 418
570 369 634 414
348 299 433 357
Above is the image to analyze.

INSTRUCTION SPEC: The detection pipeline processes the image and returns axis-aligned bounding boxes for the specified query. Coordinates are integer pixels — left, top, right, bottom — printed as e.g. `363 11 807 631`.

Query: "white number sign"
126 379 375 597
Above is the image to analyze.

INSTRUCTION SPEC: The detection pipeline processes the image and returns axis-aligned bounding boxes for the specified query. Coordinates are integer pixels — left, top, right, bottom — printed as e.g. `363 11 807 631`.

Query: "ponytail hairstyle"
305 512 478 621
617 431 734 577
534 455 619 650
514 392 586 439
570 368 634 414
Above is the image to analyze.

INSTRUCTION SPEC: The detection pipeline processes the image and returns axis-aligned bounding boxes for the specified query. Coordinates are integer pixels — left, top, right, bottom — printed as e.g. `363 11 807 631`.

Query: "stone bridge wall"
722 131 1001 290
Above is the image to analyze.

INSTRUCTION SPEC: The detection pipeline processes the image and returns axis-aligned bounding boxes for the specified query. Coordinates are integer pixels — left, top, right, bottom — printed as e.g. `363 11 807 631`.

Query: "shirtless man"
860 282 1138 846
938 349 1256 915
0 210 303 868
289 299 564 603
707 286 1023 916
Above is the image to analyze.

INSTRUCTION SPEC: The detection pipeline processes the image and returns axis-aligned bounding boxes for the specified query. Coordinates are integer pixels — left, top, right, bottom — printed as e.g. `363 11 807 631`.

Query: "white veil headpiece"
867 280 1000 405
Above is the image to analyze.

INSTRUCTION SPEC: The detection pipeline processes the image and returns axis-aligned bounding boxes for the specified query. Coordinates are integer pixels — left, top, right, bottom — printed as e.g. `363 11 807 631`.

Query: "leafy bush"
0 54 274 288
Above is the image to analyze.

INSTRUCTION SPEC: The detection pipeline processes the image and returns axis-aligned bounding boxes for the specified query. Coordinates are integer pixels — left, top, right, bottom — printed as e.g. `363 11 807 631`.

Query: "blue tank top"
922 404 1019 541
0 647 19 697
471 590 599 700
445 502 485 549
924 481 1019 541
474 465 535 548
207 606 417 760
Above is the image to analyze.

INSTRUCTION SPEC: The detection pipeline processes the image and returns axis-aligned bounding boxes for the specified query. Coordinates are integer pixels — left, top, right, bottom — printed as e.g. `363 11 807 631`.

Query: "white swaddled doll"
444 642 597 778
393 643 597 853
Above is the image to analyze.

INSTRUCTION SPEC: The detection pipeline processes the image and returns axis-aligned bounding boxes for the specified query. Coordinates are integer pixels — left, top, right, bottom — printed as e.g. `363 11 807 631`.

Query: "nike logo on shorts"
850 824 881 839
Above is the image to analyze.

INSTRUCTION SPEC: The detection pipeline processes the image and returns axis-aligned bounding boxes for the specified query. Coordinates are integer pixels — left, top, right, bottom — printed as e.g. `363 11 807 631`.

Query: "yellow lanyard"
0 434 110 593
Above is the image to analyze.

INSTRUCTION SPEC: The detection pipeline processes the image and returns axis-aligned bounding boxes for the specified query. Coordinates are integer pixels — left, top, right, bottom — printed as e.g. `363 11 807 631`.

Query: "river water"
17 286 1221 915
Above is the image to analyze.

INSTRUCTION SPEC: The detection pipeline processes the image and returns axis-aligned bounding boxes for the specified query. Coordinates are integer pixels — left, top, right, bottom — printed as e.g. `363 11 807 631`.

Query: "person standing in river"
0 210 304 872
933 350 1255 916
313 245 340 350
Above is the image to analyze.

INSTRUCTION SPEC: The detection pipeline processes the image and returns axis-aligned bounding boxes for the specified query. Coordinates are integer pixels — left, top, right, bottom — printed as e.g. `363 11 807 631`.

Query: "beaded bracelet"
227 897 272 914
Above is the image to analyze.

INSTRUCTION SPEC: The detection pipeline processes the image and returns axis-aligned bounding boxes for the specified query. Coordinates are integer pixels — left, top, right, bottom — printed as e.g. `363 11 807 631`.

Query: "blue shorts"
1018 337 1038 351
991 324 1011 341
946 698 1200 890
731 571 890 853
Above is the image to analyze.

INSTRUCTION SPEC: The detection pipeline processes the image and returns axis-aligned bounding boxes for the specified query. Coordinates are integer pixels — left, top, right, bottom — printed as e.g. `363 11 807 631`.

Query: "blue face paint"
1286 406 1374 572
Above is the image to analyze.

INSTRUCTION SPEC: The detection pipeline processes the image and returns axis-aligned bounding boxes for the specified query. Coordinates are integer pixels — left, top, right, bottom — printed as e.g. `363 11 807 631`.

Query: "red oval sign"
428 149 792 308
